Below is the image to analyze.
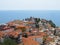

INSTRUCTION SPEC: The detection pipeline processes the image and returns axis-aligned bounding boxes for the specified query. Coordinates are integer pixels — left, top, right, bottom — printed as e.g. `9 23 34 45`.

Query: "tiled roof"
38 32 47 36
16 25 25 28
27 21 35 24
22 37 40 45
8 30 22 38
46 37 53 42
0 31 4 38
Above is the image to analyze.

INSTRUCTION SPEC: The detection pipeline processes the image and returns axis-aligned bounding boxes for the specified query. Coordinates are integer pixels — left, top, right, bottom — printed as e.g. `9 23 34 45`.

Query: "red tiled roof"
8 30 22 38
46 37 53 42
0 31 4 38
16 25 25 28
38 32 47 37
22 37 40 45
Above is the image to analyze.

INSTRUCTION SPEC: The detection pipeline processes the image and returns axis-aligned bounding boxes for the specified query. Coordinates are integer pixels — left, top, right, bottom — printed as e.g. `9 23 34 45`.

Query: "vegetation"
48 20 56 28
35 18 40 28
23 33 28 38
0 38 17 45
35 18 40 24
35 24 39 28
20 27 26 32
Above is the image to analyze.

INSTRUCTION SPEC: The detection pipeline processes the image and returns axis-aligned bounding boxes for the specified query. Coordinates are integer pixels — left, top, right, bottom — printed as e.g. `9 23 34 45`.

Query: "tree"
23 33 28 38
20 27 26 32
35 18 40 28
35 18 40 24
35 24 39 28
48 20 56 28
0 38 17 45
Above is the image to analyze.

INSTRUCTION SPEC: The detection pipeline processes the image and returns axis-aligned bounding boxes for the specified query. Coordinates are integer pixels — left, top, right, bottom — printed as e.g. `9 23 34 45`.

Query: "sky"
0 0 60 10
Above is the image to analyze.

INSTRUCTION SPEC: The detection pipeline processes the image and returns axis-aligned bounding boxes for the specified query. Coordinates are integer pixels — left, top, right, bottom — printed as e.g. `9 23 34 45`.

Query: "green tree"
48 20 56 28
35 18 40 28
23 33 28 38
35 18 40 24
0 38 17 45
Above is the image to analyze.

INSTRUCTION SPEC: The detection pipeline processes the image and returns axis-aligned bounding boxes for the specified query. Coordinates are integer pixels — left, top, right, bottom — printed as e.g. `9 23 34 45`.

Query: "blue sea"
0 10 60 26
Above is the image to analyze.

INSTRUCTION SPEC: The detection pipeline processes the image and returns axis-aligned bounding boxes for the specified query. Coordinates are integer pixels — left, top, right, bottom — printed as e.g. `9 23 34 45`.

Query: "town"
0 17 60 45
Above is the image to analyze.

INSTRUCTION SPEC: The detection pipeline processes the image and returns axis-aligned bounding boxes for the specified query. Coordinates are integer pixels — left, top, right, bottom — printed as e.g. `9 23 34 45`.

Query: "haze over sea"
0 10 60 26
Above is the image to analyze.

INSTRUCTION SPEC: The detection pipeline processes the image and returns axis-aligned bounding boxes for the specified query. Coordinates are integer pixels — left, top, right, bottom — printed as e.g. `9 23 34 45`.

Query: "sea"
0 10 60 26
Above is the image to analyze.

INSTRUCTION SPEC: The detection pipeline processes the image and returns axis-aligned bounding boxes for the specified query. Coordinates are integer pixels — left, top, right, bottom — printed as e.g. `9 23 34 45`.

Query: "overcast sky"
0 0 60 10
